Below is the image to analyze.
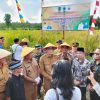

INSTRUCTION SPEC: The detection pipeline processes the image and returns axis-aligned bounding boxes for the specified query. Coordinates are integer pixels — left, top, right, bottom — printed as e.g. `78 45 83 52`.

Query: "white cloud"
0 10 5 23
43 0 93 7
7 0 13 7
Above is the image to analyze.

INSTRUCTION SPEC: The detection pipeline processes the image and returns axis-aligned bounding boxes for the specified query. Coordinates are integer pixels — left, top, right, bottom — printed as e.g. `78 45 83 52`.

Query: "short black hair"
0 37 4 39
14 38 19 43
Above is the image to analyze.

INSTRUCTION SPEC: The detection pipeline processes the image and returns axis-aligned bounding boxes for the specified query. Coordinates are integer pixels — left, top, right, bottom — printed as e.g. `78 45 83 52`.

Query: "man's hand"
74 80 80 85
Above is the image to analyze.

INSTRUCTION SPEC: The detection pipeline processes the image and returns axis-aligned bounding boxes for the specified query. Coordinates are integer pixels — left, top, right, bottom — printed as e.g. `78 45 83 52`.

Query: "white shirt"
11 44 22 61
93 82 100 97
44 87 81 100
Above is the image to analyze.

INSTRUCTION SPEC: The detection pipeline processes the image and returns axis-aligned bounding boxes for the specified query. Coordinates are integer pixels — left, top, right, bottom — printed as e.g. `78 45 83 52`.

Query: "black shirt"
6 74 25 100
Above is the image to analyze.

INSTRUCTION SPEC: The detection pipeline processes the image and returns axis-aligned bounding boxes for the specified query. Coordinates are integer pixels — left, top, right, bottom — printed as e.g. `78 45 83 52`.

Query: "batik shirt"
72 59 90 87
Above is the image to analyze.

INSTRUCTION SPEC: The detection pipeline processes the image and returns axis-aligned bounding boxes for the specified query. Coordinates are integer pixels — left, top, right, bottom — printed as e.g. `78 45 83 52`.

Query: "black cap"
56 40 62 44
0 37 4 39
77 47 84 52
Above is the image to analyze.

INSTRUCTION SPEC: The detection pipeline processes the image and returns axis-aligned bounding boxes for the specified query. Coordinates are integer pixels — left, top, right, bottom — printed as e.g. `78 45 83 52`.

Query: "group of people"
0 36 100 100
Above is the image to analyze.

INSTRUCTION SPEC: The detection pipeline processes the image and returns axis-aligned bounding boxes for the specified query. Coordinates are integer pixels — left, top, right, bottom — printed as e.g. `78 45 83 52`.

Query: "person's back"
44 87 81 100
11 38 22 61
44 60 81 100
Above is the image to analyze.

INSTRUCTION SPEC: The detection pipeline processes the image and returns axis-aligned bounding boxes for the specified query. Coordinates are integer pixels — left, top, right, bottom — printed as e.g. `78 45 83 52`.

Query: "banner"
42 3 90 30
42 0 92 7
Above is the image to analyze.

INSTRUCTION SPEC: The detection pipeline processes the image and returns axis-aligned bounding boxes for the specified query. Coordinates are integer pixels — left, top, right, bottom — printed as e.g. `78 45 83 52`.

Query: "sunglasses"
93 53 100 56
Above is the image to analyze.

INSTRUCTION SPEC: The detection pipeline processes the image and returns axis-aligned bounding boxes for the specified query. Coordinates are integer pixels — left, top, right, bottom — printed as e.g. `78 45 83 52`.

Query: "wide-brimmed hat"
60 42 71 49
21 38 29 43
21 47 34 57
0 49 11 59
44 43 57 50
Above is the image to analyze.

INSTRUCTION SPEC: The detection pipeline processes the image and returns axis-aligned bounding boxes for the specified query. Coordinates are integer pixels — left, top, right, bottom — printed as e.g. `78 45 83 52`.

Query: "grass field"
0 30 100 52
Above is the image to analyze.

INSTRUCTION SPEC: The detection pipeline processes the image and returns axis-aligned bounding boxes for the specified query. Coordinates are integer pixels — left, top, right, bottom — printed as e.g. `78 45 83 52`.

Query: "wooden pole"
41 0 44 38
62 6 66 40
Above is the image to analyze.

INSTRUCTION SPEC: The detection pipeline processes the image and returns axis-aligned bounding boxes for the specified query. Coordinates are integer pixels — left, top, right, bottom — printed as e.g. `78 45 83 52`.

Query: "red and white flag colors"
89 0 100 35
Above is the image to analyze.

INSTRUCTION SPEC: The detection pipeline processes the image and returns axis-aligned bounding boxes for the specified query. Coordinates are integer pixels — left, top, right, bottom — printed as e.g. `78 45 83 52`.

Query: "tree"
4 14 11 28
96 17 100 29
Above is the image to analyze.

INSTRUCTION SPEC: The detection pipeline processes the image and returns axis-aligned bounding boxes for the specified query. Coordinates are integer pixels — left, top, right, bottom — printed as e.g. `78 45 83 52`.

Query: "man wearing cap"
54 40 62 56
21 47 40 100
33 44 44 98
0 49 11 100
88 48 100 100
56 40 62 48
59 42 72 63
34 44 44 64
6 61 25 100
39 43 59 92
70 42 79 59
0 37 4 49
72 47 90 100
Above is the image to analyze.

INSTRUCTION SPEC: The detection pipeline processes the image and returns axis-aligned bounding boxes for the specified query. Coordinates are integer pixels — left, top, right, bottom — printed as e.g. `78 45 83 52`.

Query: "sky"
0 0 99 23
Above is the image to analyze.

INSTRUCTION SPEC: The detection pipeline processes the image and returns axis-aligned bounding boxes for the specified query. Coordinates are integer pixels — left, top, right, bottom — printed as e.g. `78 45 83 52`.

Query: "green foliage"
0 30 100 53
0 22 42 30
4 14 11 28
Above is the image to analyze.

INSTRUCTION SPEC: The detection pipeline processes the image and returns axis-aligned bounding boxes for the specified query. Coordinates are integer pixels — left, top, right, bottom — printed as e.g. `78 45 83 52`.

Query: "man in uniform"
34 44 44 64
39 43 59 92
21 47 40 100
54 40 62 56
72 47 90 100
70 42 79 59
88 48 100 100
59 42 72 63
0 49 11 100
33 44 44 98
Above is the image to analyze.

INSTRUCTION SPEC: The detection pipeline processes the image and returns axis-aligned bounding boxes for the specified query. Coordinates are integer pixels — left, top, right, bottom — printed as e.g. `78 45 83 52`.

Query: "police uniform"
72 59 90 100
22 58 39 100
39 54 58 92
90 62 100 100
0 66 9 100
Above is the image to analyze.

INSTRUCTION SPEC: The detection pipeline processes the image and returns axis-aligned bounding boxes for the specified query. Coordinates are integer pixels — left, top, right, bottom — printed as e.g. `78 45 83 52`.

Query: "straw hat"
21 47 34 57
44 43 57 49
21 38 29 43
0 49 11 59
60 42 71 49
